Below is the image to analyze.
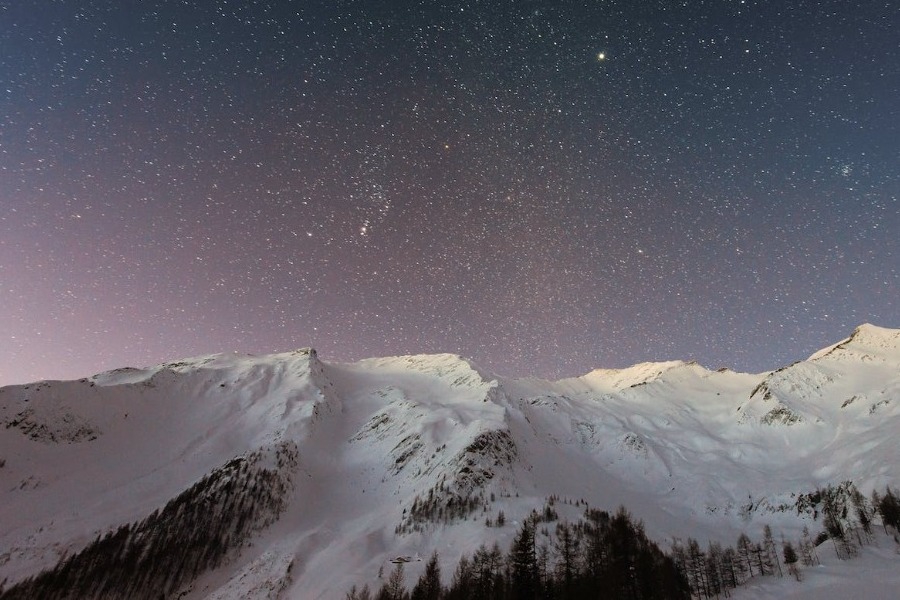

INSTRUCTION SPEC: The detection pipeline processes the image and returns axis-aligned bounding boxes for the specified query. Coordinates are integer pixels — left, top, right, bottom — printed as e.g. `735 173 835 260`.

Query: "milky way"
1 1 897 385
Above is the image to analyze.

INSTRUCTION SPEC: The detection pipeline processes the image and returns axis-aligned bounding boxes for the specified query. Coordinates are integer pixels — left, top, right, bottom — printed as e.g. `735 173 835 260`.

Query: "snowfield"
0 324 898 598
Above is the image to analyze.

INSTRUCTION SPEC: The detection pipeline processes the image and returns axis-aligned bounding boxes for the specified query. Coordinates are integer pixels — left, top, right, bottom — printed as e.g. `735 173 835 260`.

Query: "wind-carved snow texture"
0 324 898 598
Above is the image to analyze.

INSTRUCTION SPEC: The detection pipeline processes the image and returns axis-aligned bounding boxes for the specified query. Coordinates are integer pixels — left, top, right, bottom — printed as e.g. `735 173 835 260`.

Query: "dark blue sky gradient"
1 0 897 385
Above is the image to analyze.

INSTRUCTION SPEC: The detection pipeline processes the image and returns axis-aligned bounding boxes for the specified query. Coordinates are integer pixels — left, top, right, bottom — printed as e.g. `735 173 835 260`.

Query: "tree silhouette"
410 552 441 600
782 541 801 581
0 442 297 600
509 518 540 600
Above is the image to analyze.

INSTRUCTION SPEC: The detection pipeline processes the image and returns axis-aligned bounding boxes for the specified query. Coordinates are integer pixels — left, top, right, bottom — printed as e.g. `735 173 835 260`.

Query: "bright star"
597 52 606 61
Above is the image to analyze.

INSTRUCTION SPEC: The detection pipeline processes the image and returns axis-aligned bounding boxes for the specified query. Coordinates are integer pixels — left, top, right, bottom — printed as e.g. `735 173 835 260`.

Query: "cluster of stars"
0 0 897 385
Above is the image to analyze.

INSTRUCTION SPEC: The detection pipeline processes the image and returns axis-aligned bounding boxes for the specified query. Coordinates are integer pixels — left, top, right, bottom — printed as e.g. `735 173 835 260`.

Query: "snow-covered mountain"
1 324 898 598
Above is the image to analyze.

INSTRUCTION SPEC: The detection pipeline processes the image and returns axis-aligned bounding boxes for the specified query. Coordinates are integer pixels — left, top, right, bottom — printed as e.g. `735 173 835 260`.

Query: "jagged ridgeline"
0 442 297 600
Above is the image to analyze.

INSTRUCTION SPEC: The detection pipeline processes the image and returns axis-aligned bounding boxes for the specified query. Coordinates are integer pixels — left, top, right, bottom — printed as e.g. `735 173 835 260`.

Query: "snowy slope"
730 531 900 600
0 325 898 597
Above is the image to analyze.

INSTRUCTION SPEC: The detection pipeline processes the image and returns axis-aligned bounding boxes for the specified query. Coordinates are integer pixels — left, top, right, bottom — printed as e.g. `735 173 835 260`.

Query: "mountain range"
1 323 898 598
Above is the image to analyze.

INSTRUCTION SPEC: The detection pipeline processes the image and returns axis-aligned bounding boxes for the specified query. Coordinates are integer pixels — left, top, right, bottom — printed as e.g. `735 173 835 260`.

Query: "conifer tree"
878 486 900 532
751 541 771 577
584 507 612 588
446 555 473 600
735 533 755 579
850 485 873 541
348 501 691 600
705 542 725 598
763 525 782 577
821 485 851 558
782 541 801 581
470 543 504 599
554 521 580 598
410 552 441 600
720 545 739 590
377 562 408 600
799 526 819 566
509 518 540 600
686 538 708 597
347 584 373 600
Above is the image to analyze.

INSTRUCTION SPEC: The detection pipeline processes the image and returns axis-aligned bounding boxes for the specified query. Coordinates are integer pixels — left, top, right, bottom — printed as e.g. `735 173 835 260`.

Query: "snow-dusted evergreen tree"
821 484 857 558
763 525 782 577
850 485 874 544
376 562 408 600
736 533 755 580
799 526 819 566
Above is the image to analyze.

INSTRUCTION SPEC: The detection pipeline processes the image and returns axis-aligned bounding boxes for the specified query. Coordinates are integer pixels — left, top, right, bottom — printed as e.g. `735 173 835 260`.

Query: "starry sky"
1 0 898 386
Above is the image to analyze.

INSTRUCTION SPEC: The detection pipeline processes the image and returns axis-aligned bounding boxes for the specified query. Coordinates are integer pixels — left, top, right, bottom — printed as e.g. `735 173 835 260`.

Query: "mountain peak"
808 323 900 363
571 359 705 393
848 322 900 345
3 328 900 597
353 352 493 387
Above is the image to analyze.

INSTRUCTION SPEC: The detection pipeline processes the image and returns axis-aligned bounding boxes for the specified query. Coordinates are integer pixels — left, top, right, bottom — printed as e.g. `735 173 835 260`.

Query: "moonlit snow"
1 325 898 598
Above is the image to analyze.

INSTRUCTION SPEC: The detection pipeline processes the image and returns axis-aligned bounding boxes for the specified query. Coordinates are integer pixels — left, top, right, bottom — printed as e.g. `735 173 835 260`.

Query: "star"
0 0 895 385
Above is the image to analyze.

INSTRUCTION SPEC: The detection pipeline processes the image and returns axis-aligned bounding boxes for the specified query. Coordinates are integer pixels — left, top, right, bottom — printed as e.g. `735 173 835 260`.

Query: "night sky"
1 1 898 386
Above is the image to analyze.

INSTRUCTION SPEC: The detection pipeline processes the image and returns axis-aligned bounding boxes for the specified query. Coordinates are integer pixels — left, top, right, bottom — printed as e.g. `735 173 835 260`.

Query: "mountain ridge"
1 324 898 598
